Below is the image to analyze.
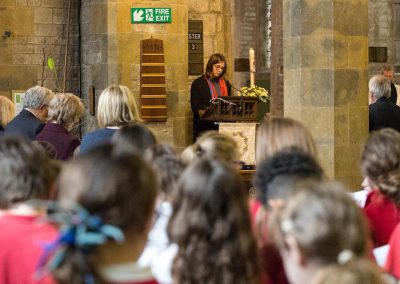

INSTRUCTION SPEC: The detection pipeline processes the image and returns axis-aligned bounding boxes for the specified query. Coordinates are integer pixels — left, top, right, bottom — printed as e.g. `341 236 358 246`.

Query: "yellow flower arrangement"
237 86 269 103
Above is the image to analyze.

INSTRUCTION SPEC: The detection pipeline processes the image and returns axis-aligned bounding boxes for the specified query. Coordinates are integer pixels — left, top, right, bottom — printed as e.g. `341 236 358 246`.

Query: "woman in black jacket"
190 53 231 142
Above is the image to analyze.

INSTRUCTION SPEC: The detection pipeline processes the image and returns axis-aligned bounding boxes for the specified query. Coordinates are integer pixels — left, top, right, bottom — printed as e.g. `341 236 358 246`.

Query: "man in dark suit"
381 63 398 105
369 74 400 132
3 86 54 139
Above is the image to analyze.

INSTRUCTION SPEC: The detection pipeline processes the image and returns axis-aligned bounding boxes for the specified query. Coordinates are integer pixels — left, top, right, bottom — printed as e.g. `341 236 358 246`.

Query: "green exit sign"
131 8 172 24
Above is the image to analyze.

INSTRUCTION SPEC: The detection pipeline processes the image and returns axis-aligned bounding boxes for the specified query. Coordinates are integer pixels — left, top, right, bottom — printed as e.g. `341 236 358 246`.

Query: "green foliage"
237 86 269 103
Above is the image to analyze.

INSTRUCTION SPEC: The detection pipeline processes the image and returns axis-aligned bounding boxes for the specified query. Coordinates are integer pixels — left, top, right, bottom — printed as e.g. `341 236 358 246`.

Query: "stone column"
283 0 369 189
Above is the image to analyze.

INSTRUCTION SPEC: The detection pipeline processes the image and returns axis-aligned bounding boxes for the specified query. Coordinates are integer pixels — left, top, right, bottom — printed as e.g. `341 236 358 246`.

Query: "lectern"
201 96 258 175
201 96 259 122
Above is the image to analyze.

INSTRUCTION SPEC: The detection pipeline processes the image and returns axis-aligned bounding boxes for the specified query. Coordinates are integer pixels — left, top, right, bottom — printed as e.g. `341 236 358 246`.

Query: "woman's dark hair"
53 144 158 284
145 144 185 199
111 122 156 156
361 128 400 206
253 146 324 207
205 53 227 78
168 158 261 283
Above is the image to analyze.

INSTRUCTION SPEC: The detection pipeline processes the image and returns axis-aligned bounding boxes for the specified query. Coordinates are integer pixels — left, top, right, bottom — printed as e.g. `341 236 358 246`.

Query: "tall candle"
249 48 255 88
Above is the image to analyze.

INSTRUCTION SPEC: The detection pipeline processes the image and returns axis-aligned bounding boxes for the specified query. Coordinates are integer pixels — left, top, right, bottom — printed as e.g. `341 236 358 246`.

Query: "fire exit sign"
131 8 172 24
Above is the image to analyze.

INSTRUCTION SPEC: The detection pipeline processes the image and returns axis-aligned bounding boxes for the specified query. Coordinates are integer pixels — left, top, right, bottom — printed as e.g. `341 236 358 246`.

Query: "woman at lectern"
190 53 231 142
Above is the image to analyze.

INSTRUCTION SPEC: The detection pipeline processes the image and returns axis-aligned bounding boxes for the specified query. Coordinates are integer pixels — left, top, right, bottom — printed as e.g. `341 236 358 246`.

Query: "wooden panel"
141 108 167 116
140 86 165 95
369 47 387 63
142 39 164 53
141 66 165 73
141 76 165 84
140 38 167 122
141 116 168 122
141 54 164 63
188 20 204 75
141 98 167 105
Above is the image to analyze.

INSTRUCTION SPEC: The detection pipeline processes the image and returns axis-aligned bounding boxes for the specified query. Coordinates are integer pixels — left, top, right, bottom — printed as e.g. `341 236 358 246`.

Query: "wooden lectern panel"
140 38 167 122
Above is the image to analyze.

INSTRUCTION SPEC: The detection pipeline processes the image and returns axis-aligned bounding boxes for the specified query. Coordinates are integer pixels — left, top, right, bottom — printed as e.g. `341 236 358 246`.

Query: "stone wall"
231 0 269 90
368 0 394 76
0 0 80 99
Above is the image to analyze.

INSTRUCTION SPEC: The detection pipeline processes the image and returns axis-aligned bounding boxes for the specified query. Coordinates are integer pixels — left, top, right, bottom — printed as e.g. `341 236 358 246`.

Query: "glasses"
213 64 225 71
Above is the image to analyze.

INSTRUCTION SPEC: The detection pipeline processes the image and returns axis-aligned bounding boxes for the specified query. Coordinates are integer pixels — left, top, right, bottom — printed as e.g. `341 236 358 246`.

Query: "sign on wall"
11 90 26 116
188 20 204 75
131 8 172 24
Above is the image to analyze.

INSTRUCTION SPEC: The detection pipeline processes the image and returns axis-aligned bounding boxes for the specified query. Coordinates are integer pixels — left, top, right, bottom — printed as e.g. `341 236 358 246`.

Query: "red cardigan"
364 190 400 247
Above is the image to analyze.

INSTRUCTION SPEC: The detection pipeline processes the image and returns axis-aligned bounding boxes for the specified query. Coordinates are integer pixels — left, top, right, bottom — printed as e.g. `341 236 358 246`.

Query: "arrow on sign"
133 9 144 21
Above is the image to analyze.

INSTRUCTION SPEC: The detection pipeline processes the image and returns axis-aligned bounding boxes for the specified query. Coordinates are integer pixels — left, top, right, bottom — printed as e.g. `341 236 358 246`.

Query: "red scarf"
206 76 228 99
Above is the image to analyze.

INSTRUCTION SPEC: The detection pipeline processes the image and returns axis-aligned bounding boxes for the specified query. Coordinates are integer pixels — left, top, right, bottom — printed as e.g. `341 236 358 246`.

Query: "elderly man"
369 74 400 132
3 86 54 139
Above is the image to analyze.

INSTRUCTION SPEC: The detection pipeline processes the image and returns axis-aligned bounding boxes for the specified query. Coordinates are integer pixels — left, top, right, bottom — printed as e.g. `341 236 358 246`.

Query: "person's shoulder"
192 75 206 85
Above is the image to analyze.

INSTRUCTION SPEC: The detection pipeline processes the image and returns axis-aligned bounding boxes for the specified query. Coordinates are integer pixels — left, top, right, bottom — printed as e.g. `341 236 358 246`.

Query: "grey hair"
23 86 54 109
368 74 391 100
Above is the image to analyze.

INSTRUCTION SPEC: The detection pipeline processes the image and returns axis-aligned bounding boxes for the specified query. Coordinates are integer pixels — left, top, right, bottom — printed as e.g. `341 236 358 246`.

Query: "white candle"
249 48 255 88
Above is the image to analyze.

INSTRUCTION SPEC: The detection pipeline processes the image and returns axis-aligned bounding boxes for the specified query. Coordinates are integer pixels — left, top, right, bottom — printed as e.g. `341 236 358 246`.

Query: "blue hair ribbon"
35 203 124 284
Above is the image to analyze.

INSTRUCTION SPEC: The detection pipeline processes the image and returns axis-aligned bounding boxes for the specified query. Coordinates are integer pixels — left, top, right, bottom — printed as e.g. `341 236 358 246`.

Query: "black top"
190 75 231 142
391 81 398 104
369 97 400 132
3 109 45 140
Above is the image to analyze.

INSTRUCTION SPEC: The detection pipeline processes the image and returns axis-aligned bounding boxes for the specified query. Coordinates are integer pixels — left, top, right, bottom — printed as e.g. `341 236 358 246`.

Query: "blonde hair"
188 131 239 164
256 117 318 164
48 93 84 128
273 181 368 265
0 96 14 127
97 85 141 128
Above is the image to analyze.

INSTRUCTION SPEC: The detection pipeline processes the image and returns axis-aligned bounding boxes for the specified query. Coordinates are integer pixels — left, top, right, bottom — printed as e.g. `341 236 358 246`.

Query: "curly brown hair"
361 128 400 206
168 158 261 284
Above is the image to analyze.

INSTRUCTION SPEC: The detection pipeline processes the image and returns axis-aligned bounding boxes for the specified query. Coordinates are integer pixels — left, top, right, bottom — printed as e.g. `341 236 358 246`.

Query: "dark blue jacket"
3 109 44 140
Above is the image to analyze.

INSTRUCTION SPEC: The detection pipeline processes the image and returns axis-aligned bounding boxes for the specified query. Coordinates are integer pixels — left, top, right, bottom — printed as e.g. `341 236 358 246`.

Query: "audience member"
3 86 54 139
0 136 59 284
36 93 84 160
381 63 398 105
80 85 141 154
138 144 185 283
361 128 400 247
252 147 325 284
272 181 373 284
369 74 400 132
33 140 58 159
256 117 318 164
40 144 158 283
181 131 241 169
168 158 262 283
0 96 15 133
111 122 156 156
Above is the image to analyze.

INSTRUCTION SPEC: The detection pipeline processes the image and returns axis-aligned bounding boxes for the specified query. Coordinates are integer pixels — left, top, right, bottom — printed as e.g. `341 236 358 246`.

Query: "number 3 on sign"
191 44 196 50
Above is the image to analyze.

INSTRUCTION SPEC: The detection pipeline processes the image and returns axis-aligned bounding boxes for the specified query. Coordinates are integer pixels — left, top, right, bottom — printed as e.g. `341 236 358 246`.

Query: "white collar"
98 262 154 282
